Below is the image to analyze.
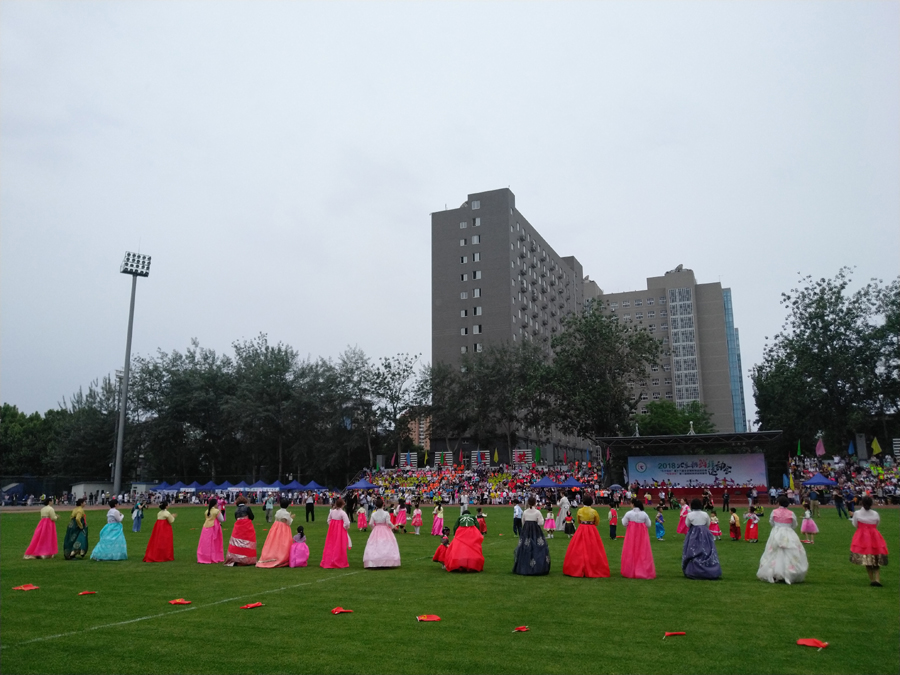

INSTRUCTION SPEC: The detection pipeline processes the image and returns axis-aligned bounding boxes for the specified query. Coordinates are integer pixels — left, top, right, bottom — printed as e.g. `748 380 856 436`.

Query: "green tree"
632 400 715 436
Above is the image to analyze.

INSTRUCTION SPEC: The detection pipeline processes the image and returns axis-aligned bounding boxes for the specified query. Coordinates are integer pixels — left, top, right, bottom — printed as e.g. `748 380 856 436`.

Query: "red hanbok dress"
562 507 611 578
850 509 889 566
444 514 485 572
676 504 690 535
320 508 351 568
143 509 176 562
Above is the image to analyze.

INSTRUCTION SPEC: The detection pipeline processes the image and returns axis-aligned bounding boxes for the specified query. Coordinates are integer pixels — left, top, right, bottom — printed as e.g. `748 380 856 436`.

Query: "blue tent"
232 481 250 489
186 481 203 490
284 480 304 490
531 476 561 488
304 481 328 491
199 481 218 490
150 481 170 491
346 479 378 490
168 481 187 490
802 473 837 487
557 477 585 488
249 480 271 489
217 480 234 489
270 480 288 489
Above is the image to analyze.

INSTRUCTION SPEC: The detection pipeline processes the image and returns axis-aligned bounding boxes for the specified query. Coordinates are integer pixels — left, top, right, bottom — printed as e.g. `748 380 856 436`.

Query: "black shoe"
871 581 882 587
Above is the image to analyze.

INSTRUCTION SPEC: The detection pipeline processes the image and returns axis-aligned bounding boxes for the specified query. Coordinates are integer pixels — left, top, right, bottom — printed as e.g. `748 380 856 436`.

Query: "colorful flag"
406 452 411 467
872 437 883 455
563 450 567 464
847 439 855 455
424 450 428 465
796 440 801 456
535 447 541 463
391 452 397 467
493 448 498 463
606 446 611 461
789 474 795 491
815 438 825 456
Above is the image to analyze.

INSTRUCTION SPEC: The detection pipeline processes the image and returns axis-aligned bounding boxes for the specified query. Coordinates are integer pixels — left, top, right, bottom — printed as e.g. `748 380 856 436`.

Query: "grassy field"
1 504 897 675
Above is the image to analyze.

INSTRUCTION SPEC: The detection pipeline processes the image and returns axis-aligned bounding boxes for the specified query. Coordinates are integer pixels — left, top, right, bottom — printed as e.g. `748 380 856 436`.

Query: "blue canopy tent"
284 480 305 490
231 481 250 489
557 477 585 488
345 479 378 490
304 481 328 491
249 480 273 490
802 473 837 487
199 481 218 490
531 476 561 488
217 480 234 489
183 481 203 492
149 481 170 491
168 481 187 490
270 480 287 489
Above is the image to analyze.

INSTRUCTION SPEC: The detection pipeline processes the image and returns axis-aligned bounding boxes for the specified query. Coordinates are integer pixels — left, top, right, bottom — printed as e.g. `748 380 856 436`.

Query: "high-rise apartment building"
589 266 748 433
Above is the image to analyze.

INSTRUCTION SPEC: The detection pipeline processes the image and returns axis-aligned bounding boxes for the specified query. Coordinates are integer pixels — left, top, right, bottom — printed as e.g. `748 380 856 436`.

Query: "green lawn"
1 505 897 674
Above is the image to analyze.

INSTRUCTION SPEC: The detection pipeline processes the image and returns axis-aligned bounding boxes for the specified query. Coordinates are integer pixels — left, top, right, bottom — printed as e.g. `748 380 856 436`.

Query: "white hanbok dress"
756 507 808 584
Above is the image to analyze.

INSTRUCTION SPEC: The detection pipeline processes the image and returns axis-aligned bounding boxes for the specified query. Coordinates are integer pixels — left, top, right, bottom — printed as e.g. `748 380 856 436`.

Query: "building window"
475 343 483 353
663 364 671 372
634 299 643 307
473 270 482 280
610 302 618 309
647 298 654 305
652 392 661 400
473 217 481 226
460 221 467 229
661 323 668 330
651 365 660 372
649 324 656 331
473 325 483 334
473 288 481 298
660 297 667 305
460 273 468 281
652 378 660 386
471 235 481 244
460 309 468 317
665 378 672 385
473 252 481 262
460 292 468 299
622 300 630 308
648 311 655 318
460 346 468 354
663 336 669 344
640 393 649 401
474 306 482 316
460 239 466 246
640 408 650 415
635 312 643 320
460 327 468 335
460 256 468 264
665 392 673 400
471 200 480 210
660 310 667 317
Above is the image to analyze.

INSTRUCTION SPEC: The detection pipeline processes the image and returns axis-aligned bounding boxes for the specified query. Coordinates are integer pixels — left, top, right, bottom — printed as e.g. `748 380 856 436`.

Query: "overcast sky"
2 1 898 422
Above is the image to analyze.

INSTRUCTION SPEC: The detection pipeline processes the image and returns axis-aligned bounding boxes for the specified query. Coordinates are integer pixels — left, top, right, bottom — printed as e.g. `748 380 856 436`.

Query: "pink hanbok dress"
395 507 407 527
362 509 401 568
620 509 656 579
257 510 293 568
197 508 225 564
24 506 59 559
544 512 557 532
289 534 310 568
676 504 690 535
320 508 351 568
431 507 444 536
357 509 368 530
800 510 819 535
411 510 423 527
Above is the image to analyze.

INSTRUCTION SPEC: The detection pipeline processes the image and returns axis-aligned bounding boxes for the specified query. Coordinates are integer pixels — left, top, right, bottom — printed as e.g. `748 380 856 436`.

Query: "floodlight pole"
113 274 138 496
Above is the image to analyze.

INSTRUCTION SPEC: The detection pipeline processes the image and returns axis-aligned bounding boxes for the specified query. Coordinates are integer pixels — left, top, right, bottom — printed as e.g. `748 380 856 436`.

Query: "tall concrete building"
591 266 748 433
431 188 585 368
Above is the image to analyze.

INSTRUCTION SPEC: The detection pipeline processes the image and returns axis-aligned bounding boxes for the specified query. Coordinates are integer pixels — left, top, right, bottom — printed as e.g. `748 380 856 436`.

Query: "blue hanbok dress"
681 510 721 580
91 508 128 561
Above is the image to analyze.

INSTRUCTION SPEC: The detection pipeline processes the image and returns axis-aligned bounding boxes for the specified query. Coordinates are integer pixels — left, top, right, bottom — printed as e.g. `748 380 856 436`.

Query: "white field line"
1 571 360 650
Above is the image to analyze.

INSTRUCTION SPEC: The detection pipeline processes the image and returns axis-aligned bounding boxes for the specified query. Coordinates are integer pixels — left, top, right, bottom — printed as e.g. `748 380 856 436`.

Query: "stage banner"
627 453 768 487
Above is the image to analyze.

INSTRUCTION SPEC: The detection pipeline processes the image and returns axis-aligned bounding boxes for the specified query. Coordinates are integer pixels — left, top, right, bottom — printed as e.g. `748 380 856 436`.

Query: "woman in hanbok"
756 496 808 584
144 501 177 562
850 496 889 587
363 498 401 568
676 499 690 536
744 507 759 543
356 505 368 532
431 503 444 536
257 498 293 568
556 493 572 535
24 498 59 559
513 496 550 576
800 505 818 544
621 499 656 579
197 497 225 564
290 526 310 567
681 499 721 580
321 498 351 568
226 496 257 566
562 495 611 578
445 510 485 572
63 498 89 559
91 499 128 561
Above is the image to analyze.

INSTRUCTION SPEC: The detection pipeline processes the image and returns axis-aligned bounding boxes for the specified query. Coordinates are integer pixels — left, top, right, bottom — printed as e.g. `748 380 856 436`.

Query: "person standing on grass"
513 496 549 576
801 504 818 543
850 496 889 587
131 499 146 533
63 498 89 559
91 499 128 561
722 489 730 513
608 504 618 540
431 503 445 536
809 489 820 518
729 508 741 541
305 492 315 522
290 525 310 568
445 509 485 573
512 499 524 536
24 498 59 559
557 493 572 532
621 499 656 579
744 507 760 543
321 498 351 569
363 497 401 569
257 498 294 568
655 507 665 541
394 499 408 534
681 499 722 580
411 501 423 535
833 489 848 519
757 495 808 585
225 496 257 566
562 495 610 578
709 511 722 541
197 497 225 564
264 494 275 523
676 499 690 537
144 501 177 563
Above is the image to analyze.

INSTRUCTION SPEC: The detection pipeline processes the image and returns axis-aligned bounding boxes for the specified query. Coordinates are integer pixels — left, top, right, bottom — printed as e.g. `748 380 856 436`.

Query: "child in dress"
729 508 741 541
744 506 760 543
654 507 665 541
432 526 451 568
801 504 818 543
544 507 556 539
608 506 618 540
411 503 423 535
476 507 487 535
563 512 575 539
289 525 310 568
709 511 723 540
356 505 368 532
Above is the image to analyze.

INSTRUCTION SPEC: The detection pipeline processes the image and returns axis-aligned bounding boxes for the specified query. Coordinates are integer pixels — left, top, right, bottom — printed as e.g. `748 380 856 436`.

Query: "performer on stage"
290 526 310 568
63 498 89 559
320 498 351 568
257 498 293 568
363 497 401 568
24 498 59 559
225 496 257 566
91 499 128 561
850 496 889 587
757 496 807 584
444 509 485 573
621 499 656 579
431 503 444 536
681 499 721 580
562 495 610 578
197 497 225 564
676 499 690 537
143 501 177 563
513 496 550 576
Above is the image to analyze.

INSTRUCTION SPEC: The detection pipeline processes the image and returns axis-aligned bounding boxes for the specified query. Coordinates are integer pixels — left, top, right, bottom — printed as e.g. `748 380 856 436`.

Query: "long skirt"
91 522 128 561
433 544 448 564
289 541 310 568
24 518 59 559
562 524 611 578
197 522 224 564
655 522 665 539
730 521 741 540
363 523 401 568
143 520 174 562
357 512 367 530
682 525 721 580
257 521 292 568
395 510 407 527
545 517 556 531
850 523 889 567
63 520 89 559
512 520 550 576
745 521 759 541
431 516 443 536
709 521 722 538
225 518 258 566
320 519 350 568
757 523 807 584
621 522 656 579
412 513 423 527
800 518 819 534
445 526 485 572
677 512 689 535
